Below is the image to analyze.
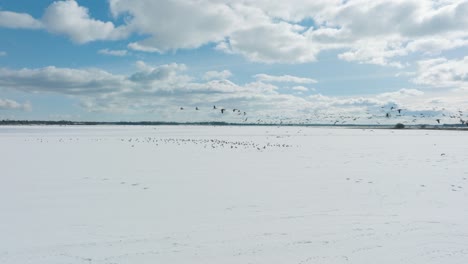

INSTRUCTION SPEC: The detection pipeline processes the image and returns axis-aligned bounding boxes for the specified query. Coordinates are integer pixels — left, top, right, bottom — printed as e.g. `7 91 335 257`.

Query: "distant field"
1 126 468 264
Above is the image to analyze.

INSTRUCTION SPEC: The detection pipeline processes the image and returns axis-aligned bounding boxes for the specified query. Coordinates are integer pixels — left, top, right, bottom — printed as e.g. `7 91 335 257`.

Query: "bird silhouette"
436 119 441 124
213 105 217 109
221 109 225 114
195 107 199 110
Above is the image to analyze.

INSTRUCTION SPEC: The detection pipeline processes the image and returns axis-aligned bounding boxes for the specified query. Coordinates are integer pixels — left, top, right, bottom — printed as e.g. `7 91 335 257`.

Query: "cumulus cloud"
129 61 189 86
203 70 232 80
0 66 128 95
109 0 468 64
220 21 318 63
127 42 161 53
0 98 31 111
320 0 468 66
412 56 468 89
254 74 317 84
110 0 322 63
110 0 239 52
0 63 312 120
1 62 466 123
42 0 128 43
0 11 42 29
377 88 425 99
337 38 407 68
0 1 128 43
291 86 310 92
405 37 468 55
98 49 128 56
2 0 468 65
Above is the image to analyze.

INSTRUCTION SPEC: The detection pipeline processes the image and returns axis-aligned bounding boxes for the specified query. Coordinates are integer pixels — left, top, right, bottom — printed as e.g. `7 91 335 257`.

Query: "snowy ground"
1 125 468 264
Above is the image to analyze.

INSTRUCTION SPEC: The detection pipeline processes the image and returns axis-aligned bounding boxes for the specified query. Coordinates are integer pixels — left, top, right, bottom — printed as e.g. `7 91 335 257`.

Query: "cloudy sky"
0 0 467 123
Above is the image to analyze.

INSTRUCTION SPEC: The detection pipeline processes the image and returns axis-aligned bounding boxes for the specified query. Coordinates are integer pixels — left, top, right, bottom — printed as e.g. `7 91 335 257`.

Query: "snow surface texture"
1 125 468 264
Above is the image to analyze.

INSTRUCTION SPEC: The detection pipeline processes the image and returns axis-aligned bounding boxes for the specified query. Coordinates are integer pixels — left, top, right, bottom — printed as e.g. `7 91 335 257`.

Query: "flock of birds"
180 105 249 122
178 104 468 126
379 106 467 125
124 137 293 151
26 136 293 151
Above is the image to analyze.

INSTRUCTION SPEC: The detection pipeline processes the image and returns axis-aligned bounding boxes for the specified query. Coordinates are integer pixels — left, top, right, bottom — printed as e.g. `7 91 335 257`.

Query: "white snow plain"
1 125 468 264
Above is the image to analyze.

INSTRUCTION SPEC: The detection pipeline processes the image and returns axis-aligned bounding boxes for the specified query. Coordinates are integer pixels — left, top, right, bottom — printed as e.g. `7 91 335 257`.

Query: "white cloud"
203 70 232 80
98 49 128 56
2 0 468 65
254 74 317 84
0 98 31 111
110 0 468 65
377 88 425 99
0 51 6 57
0 66 128 95
242 0 338 23
0 62 200 96
0 11 42 29
0 63 310 119
405 37 468 55
129 61 189 86
291 86 310 92
412 56 468 89
1 63 467 123
220 21 318 63
42 0 128 43
337 38 407 68
0 2 128 44
127 42 161 53
322 0 468 66
111 0 239 52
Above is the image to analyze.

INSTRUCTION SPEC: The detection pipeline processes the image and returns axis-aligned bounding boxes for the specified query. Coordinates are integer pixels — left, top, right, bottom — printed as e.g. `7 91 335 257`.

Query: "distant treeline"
1 119 468 129
0 120 230 126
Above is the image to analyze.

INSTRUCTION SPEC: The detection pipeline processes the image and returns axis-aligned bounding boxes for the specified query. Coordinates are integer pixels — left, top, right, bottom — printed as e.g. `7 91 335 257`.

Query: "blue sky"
0 0 467 124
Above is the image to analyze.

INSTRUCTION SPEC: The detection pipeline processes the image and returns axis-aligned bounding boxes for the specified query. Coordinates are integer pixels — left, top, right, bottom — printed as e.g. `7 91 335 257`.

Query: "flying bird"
221 109 225 114
436 119 441 124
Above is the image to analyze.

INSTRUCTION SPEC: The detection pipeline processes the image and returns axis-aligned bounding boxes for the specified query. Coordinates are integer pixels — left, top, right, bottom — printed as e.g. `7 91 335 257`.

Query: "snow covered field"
1 125 468 264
